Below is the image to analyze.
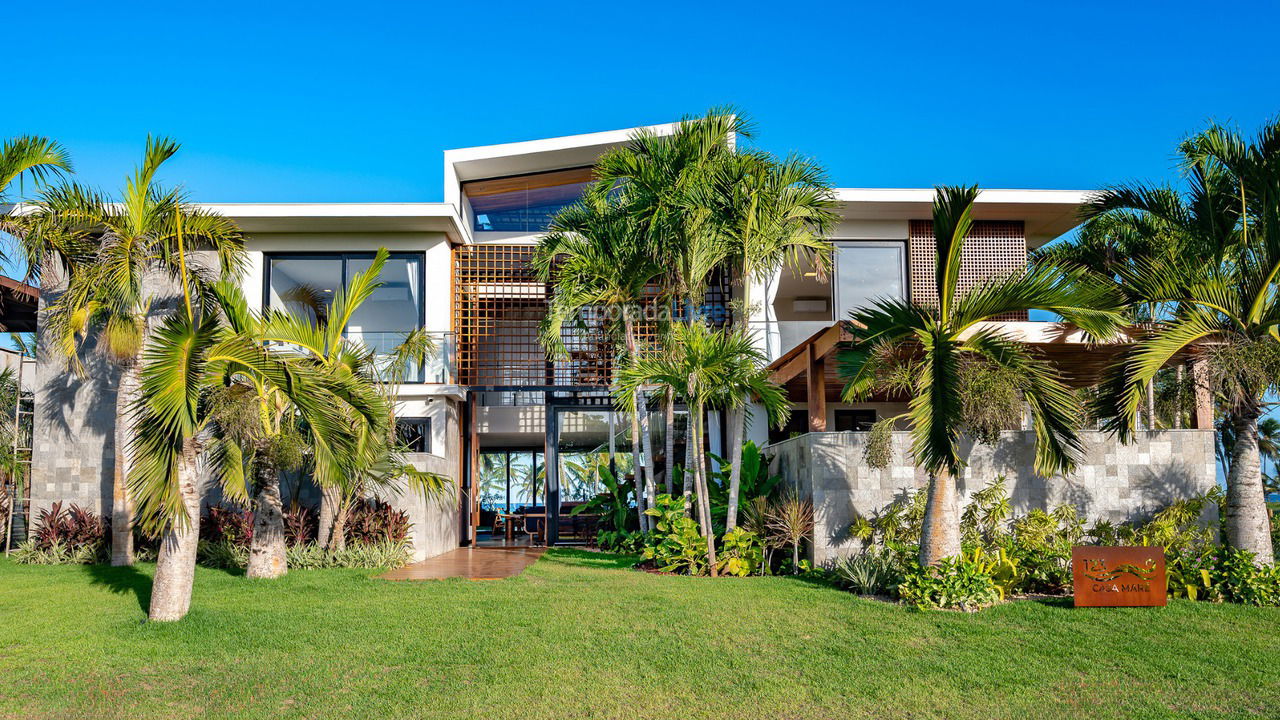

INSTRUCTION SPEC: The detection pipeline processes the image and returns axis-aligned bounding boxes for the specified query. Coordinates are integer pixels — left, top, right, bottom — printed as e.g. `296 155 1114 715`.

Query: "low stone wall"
768 430 1218 565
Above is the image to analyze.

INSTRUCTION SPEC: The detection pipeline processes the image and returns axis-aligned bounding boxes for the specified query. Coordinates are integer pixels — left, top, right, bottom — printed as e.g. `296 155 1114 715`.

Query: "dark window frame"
396 417 432 454
262 251 428 382
834 409 877 432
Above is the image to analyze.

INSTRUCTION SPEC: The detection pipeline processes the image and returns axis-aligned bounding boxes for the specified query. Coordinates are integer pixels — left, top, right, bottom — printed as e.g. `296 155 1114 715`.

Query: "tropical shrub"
844 480 1231 605
14 502 108 564
198 539 412 570
1004 506 1082 593
197 539 250 569
11 540 101 565
830 550 901 596
344 499 410 546
571 467 637 532
766 493 814 574
1199 547 1280 606
283 506 315 547
286 540 412 570
716 528 764 577
641 494 709 575
32 502 107 550
595 529 646 554
897 557 1001 611
203 504 254 548
963 547 1023 601
706 442 784 525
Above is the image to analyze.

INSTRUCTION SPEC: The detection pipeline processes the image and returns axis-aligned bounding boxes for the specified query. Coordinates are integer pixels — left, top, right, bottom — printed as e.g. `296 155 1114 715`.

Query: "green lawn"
0 550 1276 720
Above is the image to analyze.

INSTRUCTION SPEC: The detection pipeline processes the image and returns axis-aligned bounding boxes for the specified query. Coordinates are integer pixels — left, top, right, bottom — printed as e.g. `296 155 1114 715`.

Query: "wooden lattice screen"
452 244 730 387
908 220 1028 321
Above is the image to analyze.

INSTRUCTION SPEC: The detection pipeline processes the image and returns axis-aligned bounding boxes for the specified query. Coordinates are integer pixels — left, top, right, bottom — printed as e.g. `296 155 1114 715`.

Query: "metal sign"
1072 546 1167 607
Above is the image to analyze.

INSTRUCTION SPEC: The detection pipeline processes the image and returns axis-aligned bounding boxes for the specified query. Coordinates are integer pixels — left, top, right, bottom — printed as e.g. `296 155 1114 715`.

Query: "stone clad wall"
29 281 120 524
768 430 1218 565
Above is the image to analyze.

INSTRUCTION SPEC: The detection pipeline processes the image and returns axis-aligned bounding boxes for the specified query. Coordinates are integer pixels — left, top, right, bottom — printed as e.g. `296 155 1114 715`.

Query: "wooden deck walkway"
379 547 546 581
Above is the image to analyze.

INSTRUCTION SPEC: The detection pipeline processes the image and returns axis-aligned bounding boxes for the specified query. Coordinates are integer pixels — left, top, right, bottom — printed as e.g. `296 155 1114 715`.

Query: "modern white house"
26 122 1219 563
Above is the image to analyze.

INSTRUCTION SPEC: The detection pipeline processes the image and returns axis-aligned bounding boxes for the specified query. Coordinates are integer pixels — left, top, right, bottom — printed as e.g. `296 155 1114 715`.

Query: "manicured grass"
0 551 1276 719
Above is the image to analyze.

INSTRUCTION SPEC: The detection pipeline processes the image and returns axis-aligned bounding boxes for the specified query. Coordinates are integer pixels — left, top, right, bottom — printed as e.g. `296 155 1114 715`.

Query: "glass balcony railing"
270 331 456 385
355 330 456 384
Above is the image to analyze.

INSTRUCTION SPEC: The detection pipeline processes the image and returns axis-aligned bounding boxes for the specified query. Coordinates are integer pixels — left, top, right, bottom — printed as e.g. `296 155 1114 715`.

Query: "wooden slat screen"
907 220 1028 322
453 244 730 387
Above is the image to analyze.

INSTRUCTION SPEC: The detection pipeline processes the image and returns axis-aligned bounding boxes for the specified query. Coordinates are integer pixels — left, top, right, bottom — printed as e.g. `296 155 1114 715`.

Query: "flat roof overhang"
0 275 38 332
833 188 1089 246
4 202 469 244
444 122 681 184
202 203 467 242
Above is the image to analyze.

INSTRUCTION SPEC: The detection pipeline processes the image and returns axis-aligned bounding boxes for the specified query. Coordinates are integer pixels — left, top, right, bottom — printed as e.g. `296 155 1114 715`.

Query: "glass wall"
833 241 906 319
266 252 425 381
463 167 594 232
478 451 544 514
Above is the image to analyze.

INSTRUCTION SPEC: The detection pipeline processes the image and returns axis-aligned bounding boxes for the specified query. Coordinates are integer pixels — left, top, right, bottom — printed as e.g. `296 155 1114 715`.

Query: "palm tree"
130 281 360 620
837 185 1125 566
36 136 244 566
618 321 788 576
0 136 75 310
1032 212 1182 429
535 188 666 530
697 149 837 529
594 108 747 501
0 135 72 205
255 248 450 553
1088 119 1280 564
208 279 389 578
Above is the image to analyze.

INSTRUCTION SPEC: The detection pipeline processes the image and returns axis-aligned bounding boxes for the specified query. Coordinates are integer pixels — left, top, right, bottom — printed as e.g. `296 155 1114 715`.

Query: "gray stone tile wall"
768 430 1218 565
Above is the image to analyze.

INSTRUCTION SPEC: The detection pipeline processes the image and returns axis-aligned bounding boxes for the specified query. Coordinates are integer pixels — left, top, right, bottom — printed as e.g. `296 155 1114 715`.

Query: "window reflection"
265 253 424 381
834 241 905 318
464 167 594 232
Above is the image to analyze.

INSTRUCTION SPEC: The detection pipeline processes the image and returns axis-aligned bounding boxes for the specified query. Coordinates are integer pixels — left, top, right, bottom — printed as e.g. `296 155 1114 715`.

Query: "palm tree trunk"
622 317 648 533
637 391 657 527
330 497 350 552
683 406 696 517
111 360 141 566
246 459 288 579
726 279 752 530
725 405 746 530
692 406 718 576
148 442 201 622
317 485 339 549
628 407 647 533
919 469 961 566
663 388 675 495
1226 407 1274 565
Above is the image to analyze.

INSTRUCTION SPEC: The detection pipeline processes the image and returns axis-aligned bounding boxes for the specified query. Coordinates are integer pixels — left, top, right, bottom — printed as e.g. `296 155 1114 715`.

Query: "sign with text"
1072 546 1166 607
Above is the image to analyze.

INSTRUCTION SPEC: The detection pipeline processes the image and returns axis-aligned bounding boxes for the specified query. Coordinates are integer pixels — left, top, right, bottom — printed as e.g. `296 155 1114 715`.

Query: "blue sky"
8 1 1280 204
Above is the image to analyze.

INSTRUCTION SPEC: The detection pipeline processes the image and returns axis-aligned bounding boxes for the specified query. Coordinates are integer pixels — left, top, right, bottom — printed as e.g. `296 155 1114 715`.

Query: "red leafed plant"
202 504 254 548
283 505 315 547
32 501 107 551
344 499 409 546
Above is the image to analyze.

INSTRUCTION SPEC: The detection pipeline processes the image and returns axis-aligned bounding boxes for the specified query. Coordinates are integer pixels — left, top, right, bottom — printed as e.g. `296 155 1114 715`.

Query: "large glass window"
833 241 906 319
265 252 424 381
463 167 594 232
